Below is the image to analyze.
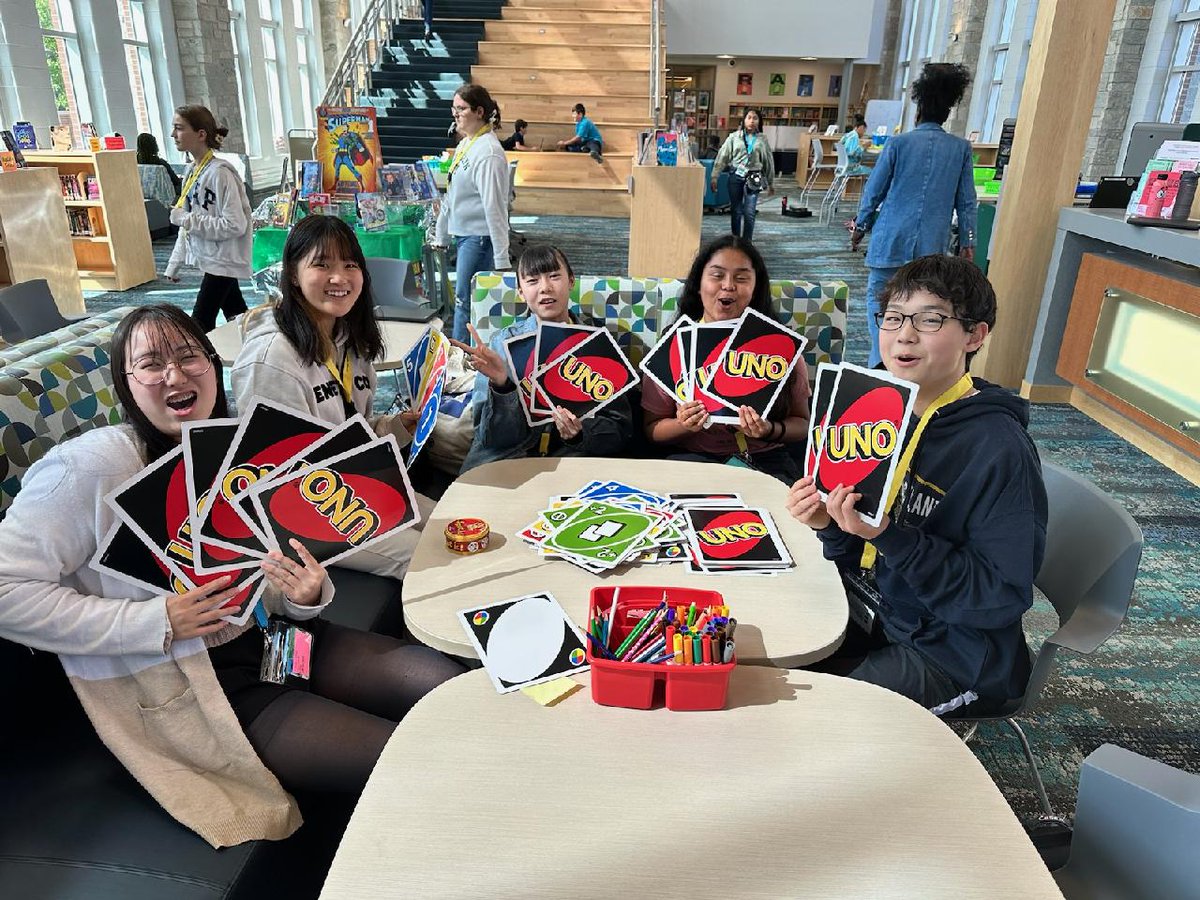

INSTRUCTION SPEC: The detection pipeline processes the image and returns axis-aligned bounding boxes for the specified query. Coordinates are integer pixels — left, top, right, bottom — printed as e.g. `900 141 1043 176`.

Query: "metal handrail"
322 0 423 107
649 0 664 126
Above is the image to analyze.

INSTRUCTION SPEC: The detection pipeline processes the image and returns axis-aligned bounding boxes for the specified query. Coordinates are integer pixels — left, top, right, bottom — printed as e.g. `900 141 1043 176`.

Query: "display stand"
22 150 156 291
0 168 85 315
627 162 705 280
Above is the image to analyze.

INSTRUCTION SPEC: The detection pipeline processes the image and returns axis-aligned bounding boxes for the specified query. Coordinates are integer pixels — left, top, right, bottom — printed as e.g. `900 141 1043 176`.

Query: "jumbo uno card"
408 372 442 465
637 315 694 401
684 506 793 569
688 322 739 423
182 419 267 571
530 328 639 419
103 448 267 623
811 363 918 527
226 416 375 542
543 500 658 569
456 592 589 694
196 399 331 557
502 332 554 426
91 522 179 595
701 307 807 420
804 362 841 480
401 326 432 404
248 434 420 567
531 321 599 411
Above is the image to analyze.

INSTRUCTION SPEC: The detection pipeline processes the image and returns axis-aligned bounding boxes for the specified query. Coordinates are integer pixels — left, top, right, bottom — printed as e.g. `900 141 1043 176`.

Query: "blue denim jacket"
856 123 977 269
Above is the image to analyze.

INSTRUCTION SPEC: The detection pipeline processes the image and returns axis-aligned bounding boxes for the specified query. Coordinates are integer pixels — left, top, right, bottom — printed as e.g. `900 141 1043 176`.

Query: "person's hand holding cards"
261 539 327 606
551 405 582 441
737 404 774 440
166 575 242 641
675 399 708 432
824 483 888 540
786 477 832 531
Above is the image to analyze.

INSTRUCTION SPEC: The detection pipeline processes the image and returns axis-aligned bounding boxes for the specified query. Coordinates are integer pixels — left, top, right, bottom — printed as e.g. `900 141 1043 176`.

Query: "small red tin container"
587 585 735 712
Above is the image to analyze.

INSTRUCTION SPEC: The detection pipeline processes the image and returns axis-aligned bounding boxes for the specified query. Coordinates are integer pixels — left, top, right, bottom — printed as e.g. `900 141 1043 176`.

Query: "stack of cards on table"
456 591 589 694
398 325 448 465
517 481 793 576
679 495 794 576
804 361 919 527
90 397 421 626
639 308 808 426
502 319 639 427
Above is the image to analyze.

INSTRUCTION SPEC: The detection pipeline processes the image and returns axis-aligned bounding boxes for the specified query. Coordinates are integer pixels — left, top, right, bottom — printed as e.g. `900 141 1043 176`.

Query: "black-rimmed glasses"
874 310 972 333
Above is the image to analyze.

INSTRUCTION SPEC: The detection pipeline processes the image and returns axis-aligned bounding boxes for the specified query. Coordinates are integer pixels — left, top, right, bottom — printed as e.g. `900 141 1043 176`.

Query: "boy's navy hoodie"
816 378 1047 707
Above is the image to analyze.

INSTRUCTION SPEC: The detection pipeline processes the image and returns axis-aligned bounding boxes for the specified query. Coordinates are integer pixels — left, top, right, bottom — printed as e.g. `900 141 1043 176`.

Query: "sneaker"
424 27 433 39
589 149 603 163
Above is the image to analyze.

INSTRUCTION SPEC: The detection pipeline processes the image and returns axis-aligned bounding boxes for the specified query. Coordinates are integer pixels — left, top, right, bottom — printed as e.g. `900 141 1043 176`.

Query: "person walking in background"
136 132 182 201
163 105 251 333
433 84 511 343
848 63 977 367
557 103 604 162
711 108 775 241
423 0 433 39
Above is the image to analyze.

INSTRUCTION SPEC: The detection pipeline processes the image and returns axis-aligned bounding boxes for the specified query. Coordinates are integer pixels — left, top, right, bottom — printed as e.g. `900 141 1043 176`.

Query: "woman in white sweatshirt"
434 84 511 343
0 304 462 846
231 215 430 579
164 105 252 332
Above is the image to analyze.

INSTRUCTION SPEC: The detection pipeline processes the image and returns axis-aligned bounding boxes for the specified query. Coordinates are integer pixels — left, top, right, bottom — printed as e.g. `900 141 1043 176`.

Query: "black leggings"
193 272 248 332
212 622 466 796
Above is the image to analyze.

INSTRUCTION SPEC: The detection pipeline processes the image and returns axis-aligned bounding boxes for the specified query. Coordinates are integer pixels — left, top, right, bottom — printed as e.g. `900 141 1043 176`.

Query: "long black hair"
677 234 772 322
741 108 763 133
111 304 228 463
911 63 971 126
275 214 383 366
517 243 574 281
676 235 791 420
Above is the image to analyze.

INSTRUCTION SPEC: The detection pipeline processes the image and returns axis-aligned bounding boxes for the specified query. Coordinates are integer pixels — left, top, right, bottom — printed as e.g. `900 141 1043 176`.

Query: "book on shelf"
49 125 72 152
307 192 331 216
67 207 100 236
59 173 87 199
356 192 387 232
11 122 37 150
0 131 27 167
0 151 17 171
266 191 293 228
84 175 100 200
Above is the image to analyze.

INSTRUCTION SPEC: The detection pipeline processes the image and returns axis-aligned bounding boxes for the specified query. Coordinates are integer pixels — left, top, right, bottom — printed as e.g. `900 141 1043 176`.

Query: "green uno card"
543 501 659 568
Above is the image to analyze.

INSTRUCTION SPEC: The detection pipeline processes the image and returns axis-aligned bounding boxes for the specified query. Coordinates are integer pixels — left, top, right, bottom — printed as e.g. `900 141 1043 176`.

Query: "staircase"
352 0 660 218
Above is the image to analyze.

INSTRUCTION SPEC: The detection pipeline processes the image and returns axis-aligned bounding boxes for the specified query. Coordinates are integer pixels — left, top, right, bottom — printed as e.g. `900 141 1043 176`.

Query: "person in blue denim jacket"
850 63 977 367
452 244 632 472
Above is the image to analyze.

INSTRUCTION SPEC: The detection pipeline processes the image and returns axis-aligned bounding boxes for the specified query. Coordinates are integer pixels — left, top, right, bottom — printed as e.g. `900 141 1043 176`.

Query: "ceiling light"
800 56 818 61
716 54 734 59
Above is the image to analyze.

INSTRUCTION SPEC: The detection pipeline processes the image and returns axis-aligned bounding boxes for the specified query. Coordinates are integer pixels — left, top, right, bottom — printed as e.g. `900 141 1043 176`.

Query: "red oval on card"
708 333 795 398
539 354 629 405
694 509 768 560
267 474 407 546
819 386 905 487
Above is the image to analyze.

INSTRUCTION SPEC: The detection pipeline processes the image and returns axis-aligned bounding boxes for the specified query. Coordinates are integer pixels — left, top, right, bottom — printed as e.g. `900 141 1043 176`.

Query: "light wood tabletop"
208 315 441 369
402 457 848 668
320 667 1064 900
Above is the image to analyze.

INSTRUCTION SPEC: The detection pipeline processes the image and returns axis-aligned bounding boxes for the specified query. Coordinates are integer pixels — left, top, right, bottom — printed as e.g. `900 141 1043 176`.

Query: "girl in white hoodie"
164 105 252 332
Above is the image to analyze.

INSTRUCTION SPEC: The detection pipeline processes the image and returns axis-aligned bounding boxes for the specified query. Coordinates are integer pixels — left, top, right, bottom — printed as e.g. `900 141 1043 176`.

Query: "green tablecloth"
252 224 425 272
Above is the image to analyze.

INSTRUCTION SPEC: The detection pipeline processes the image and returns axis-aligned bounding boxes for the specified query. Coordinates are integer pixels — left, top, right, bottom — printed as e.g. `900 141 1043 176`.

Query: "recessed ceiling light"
716 54 734 59
800 56 818 61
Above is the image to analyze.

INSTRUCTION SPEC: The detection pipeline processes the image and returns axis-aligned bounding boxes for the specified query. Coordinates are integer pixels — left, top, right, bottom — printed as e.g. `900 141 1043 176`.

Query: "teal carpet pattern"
85 192 1199 825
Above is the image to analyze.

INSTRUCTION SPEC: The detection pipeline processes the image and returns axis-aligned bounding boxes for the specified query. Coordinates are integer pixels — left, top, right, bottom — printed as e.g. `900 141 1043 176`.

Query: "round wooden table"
319 667 1064 899
402 457 848 668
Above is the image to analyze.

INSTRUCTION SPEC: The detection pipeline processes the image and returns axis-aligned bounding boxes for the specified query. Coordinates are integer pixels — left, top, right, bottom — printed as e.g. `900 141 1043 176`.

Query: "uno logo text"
299 469 380 545
559 356 614 401
724 350 788 381
824 421 899 462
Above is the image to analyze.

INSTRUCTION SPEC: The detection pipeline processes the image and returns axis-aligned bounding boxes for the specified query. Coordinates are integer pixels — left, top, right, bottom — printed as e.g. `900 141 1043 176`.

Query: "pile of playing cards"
805 362 919 527
503 320 639 427
640 308 808 426
518 480 793 576
91 397 421 626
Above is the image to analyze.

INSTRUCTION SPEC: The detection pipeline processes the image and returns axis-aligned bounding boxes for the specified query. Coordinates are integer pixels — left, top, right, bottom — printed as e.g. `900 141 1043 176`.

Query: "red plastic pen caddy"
587 585 735 711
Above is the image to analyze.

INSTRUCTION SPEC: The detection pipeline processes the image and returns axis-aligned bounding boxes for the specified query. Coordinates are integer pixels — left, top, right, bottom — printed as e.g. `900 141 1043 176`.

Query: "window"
37 0 92 148
1160 1 1200 122
118 0 164 148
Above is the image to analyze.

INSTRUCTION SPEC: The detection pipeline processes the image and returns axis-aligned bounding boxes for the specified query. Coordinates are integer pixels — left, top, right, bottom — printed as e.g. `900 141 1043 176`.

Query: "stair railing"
650 0 664 126
322 0 424 107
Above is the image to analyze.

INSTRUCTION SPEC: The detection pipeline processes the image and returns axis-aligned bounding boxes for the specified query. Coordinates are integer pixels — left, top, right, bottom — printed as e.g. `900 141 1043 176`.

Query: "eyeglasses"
874 310 972 333
126 351 215 386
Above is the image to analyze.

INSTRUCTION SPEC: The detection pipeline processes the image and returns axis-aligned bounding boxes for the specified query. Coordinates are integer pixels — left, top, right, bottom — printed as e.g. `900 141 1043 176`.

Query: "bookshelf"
22 150 156 291
0 167 85 315
728 102 852 131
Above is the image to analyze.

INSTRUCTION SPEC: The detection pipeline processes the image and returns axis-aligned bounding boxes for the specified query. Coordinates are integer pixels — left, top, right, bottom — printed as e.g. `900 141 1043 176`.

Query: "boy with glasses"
787 254 1047 716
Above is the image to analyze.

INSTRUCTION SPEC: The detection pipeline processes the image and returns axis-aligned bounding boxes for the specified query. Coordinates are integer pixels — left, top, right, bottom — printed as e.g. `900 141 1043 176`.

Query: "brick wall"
944 0 989 137
1082 2 1156 180
172 0 245 152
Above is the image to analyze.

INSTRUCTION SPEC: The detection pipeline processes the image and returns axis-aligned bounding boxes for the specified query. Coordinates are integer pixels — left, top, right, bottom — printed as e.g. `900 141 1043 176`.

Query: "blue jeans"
865 265 900 367
566 140 602 156
453 234 493 343
726 173 761 241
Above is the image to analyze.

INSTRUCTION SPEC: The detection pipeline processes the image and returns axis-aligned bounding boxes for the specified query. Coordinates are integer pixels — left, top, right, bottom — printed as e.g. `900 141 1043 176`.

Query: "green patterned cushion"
1 322 125 516
0 306 133 369
470 273 847 375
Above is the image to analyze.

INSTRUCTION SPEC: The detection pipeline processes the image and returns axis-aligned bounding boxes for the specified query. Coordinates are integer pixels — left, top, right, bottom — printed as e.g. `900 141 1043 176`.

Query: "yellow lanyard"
447 125 493 181
175 151 213 208
323 351 354 404
859 373 975 570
